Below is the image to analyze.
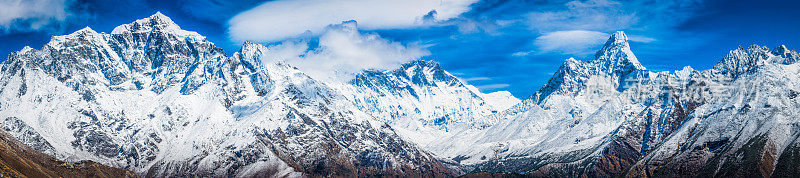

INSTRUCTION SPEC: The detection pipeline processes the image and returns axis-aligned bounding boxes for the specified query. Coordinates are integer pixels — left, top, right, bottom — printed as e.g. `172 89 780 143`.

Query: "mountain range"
1 13 798 177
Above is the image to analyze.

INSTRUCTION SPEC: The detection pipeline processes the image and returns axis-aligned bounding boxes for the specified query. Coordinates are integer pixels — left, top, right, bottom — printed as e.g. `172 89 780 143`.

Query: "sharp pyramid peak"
151 11 169 20
606 31 629 45
592 31 645 72
145 11 178 26
596 31 631 54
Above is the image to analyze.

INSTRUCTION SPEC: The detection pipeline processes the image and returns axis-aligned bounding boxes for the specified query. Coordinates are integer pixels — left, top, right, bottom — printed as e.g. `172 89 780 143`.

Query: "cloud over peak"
254 21 429 82
534 30 610 56
533 30 657 56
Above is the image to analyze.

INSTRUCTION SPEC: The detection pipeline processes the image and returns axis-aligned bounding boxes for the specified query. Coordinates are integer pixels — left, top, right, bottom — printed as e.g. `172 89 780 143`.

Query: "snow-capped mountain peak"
236 41 270 70
73 26 98 35
333 59 519 149
392 60 461 87
592 31 645 73
111 12 201 39
428 29 800 177
713 44 799 79
0 12 455 177
773 44 797 59
529 31 650 105
46 26 104 50
604 31 629 45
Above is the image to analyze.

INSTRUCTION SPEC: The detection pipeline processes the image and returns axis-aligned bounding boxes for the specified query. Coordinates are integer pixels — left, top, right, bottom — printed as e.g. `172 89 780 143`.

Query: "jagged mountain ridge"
438 31 800 177
427 32 653 167
0 13 457 177
332 59 519 148
1 11 796 178
627 44 800 177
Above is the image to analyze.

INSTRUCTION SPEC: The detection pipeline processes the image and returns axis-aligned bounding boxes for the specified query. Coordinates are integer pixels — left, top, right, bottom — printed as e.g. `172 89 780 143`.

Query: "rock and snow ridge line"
0 12 493 177
428 30 800 177
3 11 798 177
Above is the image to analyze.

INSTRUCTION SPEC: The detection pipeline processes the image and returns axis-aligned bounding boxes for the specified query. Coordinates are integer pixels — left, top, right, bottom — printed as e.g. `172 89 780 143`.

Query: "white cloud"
628 34 657 43
526 0 637 32
476 84 510 90
533 30 609 56
259 21 429 82
512 51 534 57
463 77 491 82
0 0 70 32
228 0 479 42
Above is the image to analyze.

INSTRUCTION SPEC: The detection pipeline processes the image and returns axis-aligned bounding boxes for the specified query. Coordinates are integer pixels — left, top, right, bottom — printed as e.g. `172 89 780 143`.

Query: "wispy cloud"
628 34 657 43
525 0 637 33
533 30 609 56
228 0 479 42
463 77 491 82
256 21 429 82
0 0 71 33
476 84 511 90
512 50 534 57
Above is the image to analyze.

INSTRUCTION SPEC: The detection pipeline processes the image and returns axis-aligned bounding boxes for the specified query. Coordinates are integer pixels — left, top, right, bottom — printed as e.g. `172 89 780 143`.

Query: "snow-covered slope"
480 91 520 112
1 12 795 177
627 45 800 177
0 13 453 177
428 31 650 166
433 31 800 177
332 60 518 147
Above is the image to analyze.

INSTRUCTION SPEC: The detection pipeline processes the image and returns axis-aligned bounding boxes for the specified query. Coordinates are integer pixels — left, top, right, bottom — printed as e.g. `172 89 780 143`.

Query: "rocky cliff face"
433 31 800 177
333 59 518 148
0 13 453 177
1 12 797 177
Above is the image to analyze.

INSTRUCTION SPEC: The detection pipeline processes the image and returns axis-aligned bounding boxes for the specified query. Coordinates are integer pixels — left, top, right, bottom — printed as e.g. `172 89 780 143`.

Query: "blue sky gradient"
1 0 798 98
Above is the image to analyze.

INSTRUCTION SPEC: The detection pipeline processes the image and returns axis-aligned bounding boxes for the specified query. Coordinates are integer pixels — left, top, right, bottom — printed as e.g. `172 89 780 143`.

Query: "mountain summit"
530 31 649 105
593 31 645 73
0 13 455 177
431 31 800 177
1 12 798 178
111 12 186 35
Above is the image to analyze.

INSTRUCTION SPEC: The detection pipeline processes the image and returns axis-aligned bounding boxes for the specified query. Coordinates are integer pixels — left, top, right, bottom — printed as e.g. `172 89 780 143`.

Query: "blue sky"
1 0 798 98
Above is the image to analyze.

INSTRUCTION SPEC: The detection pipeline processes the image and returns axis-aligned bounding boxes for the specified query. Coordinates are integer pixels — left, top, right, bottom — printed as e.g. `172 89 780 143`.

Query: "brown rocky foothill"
0 130 137 178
